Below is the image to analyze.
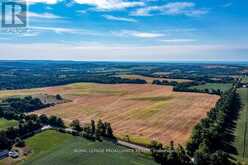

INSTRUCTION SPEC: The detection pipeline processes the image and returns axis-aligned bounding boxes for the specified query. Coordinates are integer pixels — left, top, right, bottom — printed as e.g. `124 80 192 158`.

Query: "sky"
0 0 248 61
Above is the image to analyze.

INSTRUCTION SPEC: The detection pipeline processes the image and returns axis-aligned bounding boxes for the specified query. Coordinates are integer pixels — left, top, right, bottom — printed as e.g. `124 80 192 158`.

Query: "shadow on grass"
219 93 242 161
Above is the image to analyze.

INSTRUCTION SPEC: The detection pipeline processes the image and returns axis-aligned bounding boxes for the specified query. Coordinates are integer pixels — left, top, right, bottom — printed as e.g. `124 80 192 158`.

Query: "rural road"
117 140 151 153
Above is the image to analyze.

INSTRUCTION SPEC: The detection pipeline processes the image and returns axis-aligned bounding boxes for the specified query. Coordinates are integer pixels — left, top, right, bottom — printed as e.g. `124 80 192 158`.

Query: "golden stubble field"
0 83 219 145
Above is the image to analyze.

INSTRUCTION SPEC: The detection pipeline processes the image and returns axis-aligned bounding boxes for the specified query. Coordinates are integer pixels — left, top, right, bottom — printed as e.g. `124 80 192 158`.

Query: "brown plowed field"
0 83 219 145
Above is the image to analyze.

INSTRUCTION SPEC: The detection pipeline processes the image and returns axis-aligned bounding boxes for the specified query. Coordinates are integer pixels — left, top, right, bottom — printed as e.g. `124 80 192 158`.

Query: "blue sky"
0 0 248 61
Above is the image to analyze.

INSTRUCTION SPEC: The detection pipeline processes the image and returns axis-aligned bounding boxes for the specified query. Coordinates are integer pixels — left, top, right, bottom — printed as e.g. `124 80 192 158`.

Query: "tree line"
152 80 223 95
173 82 223 95
149 140 192 165
2 96 49 113
149 85 240 165
0 73 147 90
0 96 51 120
69 119 114 141
186 86 240 165
0 113 65 150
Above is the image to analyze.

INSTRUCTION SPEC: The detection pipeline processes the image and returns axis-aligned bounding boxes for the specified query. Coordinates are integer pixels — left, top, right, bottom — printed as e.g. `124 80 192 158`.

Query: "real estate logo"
1 1 27 28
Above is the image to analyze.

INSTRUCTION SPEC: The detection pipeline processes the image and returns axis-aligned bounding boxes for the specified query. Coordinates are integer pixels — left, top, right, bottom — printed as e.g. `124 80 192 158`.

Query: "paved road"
41 125 52 130
117 140 151 153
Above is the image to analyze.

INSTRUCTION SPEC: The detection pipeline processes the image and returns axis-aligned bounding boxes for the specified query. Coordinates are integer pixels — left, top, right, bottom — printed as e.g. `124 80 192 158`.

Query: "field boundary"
51 127 152 153
242 89 248 159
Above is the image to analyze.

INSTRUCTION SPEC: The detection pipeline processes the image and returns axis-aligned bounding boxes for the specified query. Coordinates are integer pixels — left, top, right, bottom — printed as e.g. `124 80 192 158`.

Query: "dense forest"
1 96 49 113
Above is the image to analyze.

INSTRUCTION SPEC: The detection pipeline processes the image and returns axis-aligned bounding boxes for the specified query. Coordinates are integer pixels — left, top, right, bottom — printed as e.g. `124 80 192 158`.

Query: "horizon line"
0 59 248 64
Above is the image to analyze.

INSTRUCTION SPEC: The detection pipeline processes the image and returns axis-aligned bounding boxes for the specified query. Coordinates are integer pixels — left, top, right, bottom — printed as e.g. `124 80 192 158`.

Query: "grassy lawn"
234 88 248 163
20 130 157 165
0 118 18 130
242 76 248 83
189 83 232 92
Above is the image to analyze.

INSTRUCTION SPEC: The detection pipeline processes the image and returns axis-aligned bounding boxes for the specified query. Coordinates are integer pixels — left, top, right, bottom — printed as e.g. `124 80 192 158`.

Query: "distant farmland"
189 83 233 92
115 74 192 84
0 83 219 145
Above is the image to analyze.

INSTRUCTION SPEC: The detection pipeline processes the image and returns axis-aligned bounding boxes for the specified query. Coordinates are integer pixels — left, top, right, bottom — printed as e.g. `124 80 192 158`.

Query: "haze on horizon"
0 0 247 61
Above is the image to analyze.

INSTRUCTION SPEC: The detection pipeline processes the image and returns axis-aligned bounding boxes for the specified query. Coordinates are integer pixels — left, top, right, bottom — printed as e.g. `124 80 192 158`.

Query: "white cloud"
162 2 195 15
131 2 208 17
0 26 103 38
1 27 76 37
103 15 137 22
20 32 40 37
25 0 58 4
160 39 196 43
0 37 10 40
222 3 232 8
114 30 165 38
27 26 104 36
74 0 144 10
1 43 248 61
46 6 53 10
77 10 87 14
30 26 81 33
185 9 208 17
28 12 62 19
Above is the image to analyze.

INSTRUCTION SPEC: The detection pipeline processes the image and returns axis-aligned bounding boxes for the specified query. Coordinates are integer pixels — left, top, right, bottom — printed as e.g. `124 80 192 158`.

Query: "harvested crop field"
0 83 219 145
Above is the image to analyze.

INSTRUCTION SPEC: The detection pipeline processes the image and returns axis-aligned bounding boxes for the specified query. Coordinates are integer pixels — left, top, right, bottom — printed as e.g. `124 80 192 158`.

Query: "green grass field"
20 130 157 165
242 76 248 83
234 88 248 163
0 118 18 130
189 83 232 92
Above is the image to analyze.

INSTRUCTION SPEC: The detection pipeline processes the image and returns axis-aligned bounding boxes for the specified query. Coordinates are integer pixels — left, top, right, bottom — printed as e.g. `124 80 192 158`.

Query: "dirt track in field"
0 83 219 144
